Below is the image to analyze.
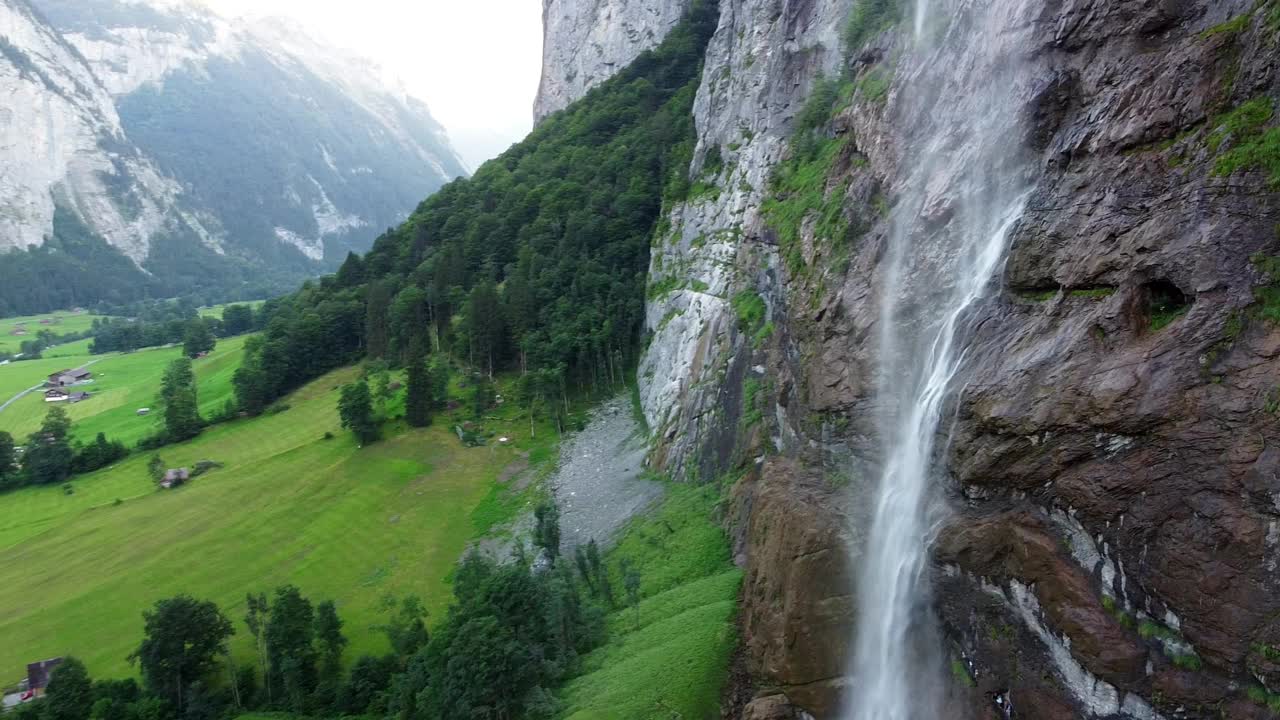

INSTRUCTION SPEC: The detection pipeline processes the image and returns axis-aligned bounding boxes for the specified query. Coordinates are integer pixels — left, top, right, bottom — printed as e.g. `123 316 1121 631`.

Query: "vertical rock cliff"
0 0 467 314
534 0 690 121
536 0 1280 717
0 0 199 263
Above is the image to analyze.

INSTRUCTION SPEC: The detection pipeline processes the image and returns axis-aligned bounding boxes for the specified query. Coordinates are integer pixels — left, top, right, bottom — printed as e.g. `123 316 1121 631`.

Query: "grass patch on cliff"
731 290 774 347
1246 684 1280 713
1251 253 1280 323
1209 97 1280 186
741 377 765 430
1069 287 1117 299
950 659 976 688
856 64 894 105
1201 11 1253 39
762 137 851 274
843 0 900 55
556 483 741 720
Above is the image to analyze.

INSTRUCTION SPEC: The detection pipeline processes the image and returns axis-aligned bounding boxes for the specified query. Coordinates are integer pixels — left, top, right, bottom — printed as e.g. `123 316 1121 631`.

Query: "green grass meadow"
557 483 742 720
0 336 249 447
0 332 742 717
0 312 107 355
0 364 547 684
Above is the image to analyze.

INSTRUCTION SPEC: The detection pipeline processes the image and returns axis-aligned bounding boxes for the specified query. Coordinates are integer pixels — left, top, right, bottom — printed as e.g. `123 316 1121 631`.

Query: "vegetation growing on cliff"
843 0 900 57
1210 97 1280 186
761 74 855 274
1250 252 1280 322
730 289 772 346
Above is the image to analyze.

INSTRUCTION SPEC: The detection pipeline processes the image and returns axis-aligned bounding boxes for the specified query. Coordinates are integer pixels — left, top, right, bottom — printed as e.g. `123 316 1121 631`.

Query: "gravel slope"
553 396 662 553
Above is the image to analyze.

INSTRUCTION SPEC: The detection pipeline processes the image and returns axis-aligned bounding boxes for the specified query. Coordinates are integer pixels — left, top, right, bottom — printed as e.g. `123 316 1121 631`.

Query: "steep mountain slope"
0 0 465 315
0 0 195 311
543 0 1280 718
534 0 689 121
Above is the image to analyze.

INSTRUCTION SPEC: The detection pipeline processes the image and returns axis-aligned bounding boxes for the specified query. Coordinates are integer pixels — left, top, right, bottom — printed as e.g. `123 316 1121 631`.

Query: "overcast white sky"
200 0 544 170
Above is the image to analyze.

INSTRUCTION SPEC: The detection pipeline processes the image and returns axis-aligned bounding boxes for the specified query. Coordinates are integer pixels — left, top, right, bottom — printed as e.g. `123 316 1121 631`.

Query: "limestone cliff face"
533 0 690 121
0 0 198 262
537 0 1280 717
0 0 465 304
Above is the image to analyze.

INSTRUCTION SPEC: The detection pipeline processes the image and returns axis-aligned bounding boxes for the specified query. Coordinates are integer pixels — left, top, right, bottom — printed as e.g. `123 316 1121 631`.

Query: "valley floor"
0 363 544 682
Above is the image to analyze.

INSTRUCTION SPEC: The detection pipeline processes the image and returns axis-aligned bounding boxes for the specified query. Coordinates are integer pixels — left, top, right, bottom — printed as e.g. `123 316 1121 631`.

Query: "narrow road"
0 358 104 416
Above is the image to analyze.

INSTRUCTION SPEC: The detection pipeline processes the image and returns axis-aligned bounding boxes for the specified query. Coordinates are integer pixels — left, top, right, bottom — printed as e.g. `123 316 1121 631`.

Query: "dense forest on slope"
231 0 719 416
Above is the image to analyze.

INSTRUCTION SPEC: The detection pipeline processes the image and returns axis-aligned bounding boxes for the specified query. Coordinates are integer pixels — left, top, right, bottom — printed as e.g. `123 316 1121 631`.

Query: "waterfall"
845 0 1039 718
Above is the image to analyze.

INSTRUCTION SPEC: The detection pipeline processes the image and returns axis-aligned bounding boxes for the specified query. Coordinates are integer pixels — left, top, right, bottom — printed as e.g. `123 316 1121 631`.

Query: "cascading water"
845 0 1040 718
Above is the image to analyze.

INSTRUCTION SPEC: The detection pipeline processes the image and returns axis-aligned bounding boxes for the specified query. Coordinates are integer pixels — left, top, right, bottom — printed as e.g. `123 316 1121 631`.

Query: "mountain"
547 0 1280 717
0 0 466 315
534 0 689 122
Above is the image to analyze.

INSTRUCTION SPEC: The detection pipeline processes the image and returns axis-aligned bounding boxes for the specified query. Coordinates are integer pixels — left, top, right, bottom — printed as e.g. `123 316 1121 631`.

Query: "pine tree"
621 557 642 628
313 601 347 712
161 358 202 442
405 349 432 428
0 430 15 486
334 251 366 288
470 373 494 418
534 501 561 560
265 586 316 713
23 407 74 486
244 592 272 704
427 356 450 409
365 280 394 359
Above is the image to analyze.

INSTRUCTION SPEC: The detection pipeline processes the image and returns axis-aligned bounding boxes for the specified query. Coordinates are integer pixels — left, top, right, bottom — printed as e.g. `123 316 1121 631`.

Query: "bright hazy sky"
201 0 544 170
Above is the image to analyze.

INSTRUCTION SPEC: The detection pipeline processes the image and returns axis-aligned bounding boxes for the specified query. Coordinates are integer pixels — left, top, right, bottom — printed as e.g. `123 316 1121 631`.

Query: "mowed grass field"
0 336 249 447
0 312 107 355
0 364 540 682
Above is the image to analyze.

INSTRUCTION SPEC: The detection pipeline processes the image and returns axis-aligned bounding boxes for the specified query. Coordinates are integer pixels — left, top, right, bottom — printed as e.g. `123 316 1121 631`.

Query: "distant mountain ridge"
0 0 467 314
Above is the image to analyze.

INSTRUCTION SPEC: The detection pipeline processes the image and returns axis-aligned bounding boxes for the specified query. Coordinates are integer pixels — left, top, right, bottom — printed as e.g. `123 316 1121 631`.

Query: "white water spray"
845 0 1040 718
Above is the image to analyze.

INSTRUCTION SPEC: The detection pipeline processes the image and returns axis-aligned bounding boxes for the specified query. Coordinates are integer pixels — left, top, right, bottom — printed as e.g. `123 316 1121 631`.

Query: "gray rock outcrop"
534 0 690 121
535 0 1280 716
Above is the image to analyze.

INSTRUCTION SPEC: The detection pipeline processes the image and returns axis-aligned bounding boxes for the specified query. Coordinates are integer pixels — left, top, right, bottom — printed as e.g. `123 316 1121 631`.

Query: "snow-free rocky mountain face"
0 0 466 313
542 0 1280 718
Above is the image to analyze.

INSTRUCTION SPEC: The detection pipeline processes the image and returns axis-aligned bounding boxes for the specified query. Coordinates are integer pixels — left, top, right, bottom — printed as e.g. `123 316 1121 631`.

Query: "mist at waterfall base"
843 1 1040 718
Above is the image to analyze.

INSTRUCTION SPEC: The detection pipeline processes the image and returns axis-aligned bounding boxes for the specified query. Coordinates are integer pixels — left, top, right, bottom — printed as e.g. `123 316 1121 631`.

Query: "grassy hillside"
557 483 742 720
0 312 107 355
0 364 549 682
0 336 249 447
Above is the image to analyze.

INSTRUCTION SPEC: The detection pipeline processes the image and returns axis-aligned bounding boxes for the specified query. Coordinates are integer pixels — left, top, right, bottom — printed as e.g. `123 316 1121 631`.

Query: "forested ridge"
231 0 719 417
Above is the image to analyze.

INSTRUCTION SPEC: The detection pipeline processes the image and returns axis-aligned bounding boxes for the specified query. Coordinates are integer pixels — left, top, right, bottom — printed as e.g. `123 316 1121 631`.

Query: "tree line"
0 408 127 493
230 0 719 422
0 326 97 363
89 302 259 356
